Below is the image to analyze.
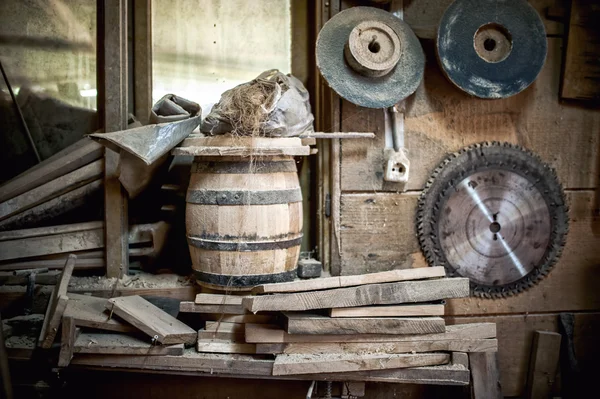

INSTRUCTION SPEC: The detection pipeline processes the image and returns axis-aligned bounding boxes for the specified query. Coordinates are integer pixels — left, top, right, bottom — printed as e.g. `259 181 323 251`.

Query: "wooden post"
469 352 503 399
133 0 153 125
103 0 129 278
525 331 561 399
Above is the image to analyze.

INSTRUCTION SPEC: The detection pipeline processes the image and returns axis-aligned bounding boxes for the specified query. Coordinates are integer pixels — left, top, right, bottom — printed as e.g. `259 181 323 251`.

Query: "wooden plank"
194 294 244 305
64 293 136 333
257 339 498 355
193 313 275 324
525 331 561 399
58 317 78 367
196 339 256 354
103 0 129 279
272 352 450 376
198 326 244 342
0 257 105 272
284 313 446 335
180 301 245 315
245 322 496 344
133 0 152 124
205 322 244 335
0 222 103 242
243 278 469 313
0 159 104 222
106 295 196 344
0 139 103 204
252 266 446 294
38 254 76 348
470 352 503 399
330 303 445 318
74 332 184 356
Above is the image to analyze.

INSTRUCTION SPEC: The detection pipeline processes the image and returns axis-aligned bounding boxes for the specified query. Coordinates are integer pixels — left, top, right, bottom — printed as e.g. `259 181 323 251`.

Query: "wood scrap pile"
182 267 498 381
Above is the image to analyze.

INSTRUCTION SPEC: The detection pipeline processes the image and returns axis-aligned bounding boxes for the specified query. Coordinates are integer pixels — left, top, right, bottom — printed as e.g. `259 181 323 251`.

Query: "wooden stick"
57 317 78 367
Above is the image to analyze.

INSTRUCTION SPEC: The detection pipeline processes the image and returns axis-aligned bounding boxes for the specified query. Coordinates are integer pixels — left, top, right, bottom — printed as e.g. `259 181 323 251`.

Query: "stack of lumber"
40 255 196 367
185 267 498 379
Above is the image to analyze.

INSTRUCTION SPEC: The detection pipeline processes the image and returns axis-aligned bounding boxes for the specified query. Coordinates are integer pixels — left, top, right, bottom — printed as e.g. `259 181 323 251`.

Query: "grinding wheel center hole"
474 23 513 63
368 37 381 53
489 222 501 234
484 38 496 51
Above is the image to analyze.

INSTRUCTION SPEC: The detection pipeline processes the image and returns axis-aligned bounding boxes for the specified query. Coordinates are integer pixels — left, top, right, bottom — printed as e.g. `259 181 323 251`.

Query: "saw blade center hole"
489 222 501 234
473 23 513 63
368 36 381 53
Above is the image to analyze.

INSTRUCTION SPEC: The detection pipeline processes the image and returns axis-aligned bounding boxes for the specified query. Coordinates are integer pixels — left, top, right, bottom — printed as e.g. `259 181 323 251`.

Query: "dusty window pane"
152 0 291 110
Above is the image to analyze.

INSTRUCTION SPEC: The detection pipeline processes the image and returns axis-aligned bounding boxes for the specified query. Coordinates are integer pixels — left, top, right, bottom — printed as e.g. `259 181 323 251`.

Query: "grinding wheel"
437 0 547 99
316 7 425 109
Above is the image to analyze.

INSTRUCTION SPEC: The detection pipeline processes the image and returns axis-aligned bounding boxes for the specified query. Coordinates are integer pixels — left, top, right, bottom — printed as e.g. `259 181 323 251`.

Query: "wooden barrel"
186 156 302 291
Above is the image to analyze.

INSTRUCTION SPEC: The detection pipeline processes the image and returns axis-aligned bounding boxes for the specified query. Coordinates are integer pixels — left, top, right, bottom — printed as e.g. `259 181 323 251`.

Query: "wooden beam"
243 278 469 312
245 322 496 344
330 303 445 318
470 352 503 399
64 293 136 333
284 313 446 335
106 295 196 345
74 332 184 356
196 339 256 355
103 0 129 279
272 352 450 376
133 0 152 124
525 331 561 399
57 317 78 367
256 339 498 355
252 266 446 294
38 255 76 348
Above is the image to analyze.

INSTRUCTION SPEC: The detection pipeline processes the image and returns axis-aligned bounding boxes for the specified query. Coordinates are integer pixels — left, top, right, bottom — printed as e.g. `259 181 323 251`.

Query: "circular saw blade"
416 142 569 298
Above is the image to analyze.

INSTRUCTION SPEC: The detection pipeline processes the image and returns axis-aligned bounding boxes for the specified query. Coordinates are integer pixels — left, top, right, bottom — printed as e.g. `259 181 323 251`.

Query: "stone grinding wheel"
436 0 547 99
316 7 425 109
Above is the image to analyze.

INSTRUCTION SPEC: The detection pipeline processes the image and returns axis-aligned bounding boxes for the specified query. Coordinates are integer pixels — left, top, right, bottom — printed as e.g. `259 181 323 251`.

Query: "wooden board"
0 159 104 222
243 278 469 312
180 301 245 315
330 303 445 318
195 293 244 305
252 266 446 294
256 339 498 355
38 254 76 348
196 339 256 354
470 352 503 399
194 313 275 324
198 324 244 341
245 322 496 344
0 139 103 204
205 322 244 334
525 331 561 399
284 313 446 335
74 332 184 356
58 317 78 367
272 352 450 376
63 293 136 333
106 296 196 345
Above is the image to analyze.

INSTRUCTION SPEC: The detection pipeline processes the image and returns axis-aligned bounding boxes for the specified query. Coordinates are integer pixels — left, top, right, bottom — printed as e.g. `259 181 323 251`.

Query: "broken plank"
106 295 196 345
285 313 446 335
74 332 184 355
245 322 496 344
195 313 275 324
330 303 445 318
180 301 245 315
257 339 497 355
252 266 446 294
64 293 136 333
272 352 450 376
525 331 561 399
196 339 256 354
244 278 469 313
38 254 77 348
58 317 78 367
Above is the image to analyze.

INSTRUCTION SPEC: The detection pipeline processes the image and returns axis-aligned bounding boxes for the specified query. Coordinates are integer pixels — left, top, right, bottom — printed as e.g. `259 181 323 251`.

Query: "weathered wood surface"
525 331 561 399
196 339 256 354
245 322 496 344
199 323 244 341
64 293 136 333
470 352 503 399
284 313 446 335
243 278 469 312
252 266 446 294
74 332 184 356
192 313 275 324
38 255 76 348
106 295 196 344
204 322 244 334
256 339 498 355
195 294 244 305
272 352 450 376
330 303 444 318
180 302 246 315
58 317 78 367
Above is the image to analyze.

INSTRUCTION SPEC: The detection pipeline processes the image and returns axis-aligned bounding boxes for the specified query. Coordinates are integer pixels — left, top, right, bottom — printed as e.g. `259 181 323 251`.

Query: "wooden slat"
470 352 503 399
57 317 78 367
198 324 244 342
205 322 244 334
525 331 561 399
171 313 273 324
74 332 184 356
245 322 496 344
133 0 152 124
252 266 446 294
64 293 136 333
194 294 244 305
0 222 103 241
256 339 498 355
38 255 76 348
272 352 450 376
330 303 445 318
106 295 196 345
196 339 256 354
180 302 246 315
243 278 469 312
284 313 446 335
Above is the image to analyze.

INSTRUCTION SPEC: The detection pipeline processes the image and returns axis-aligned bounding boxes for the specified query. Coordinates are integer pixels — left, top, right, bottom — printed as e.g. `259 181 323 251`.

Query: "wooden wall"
332 0 600 396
